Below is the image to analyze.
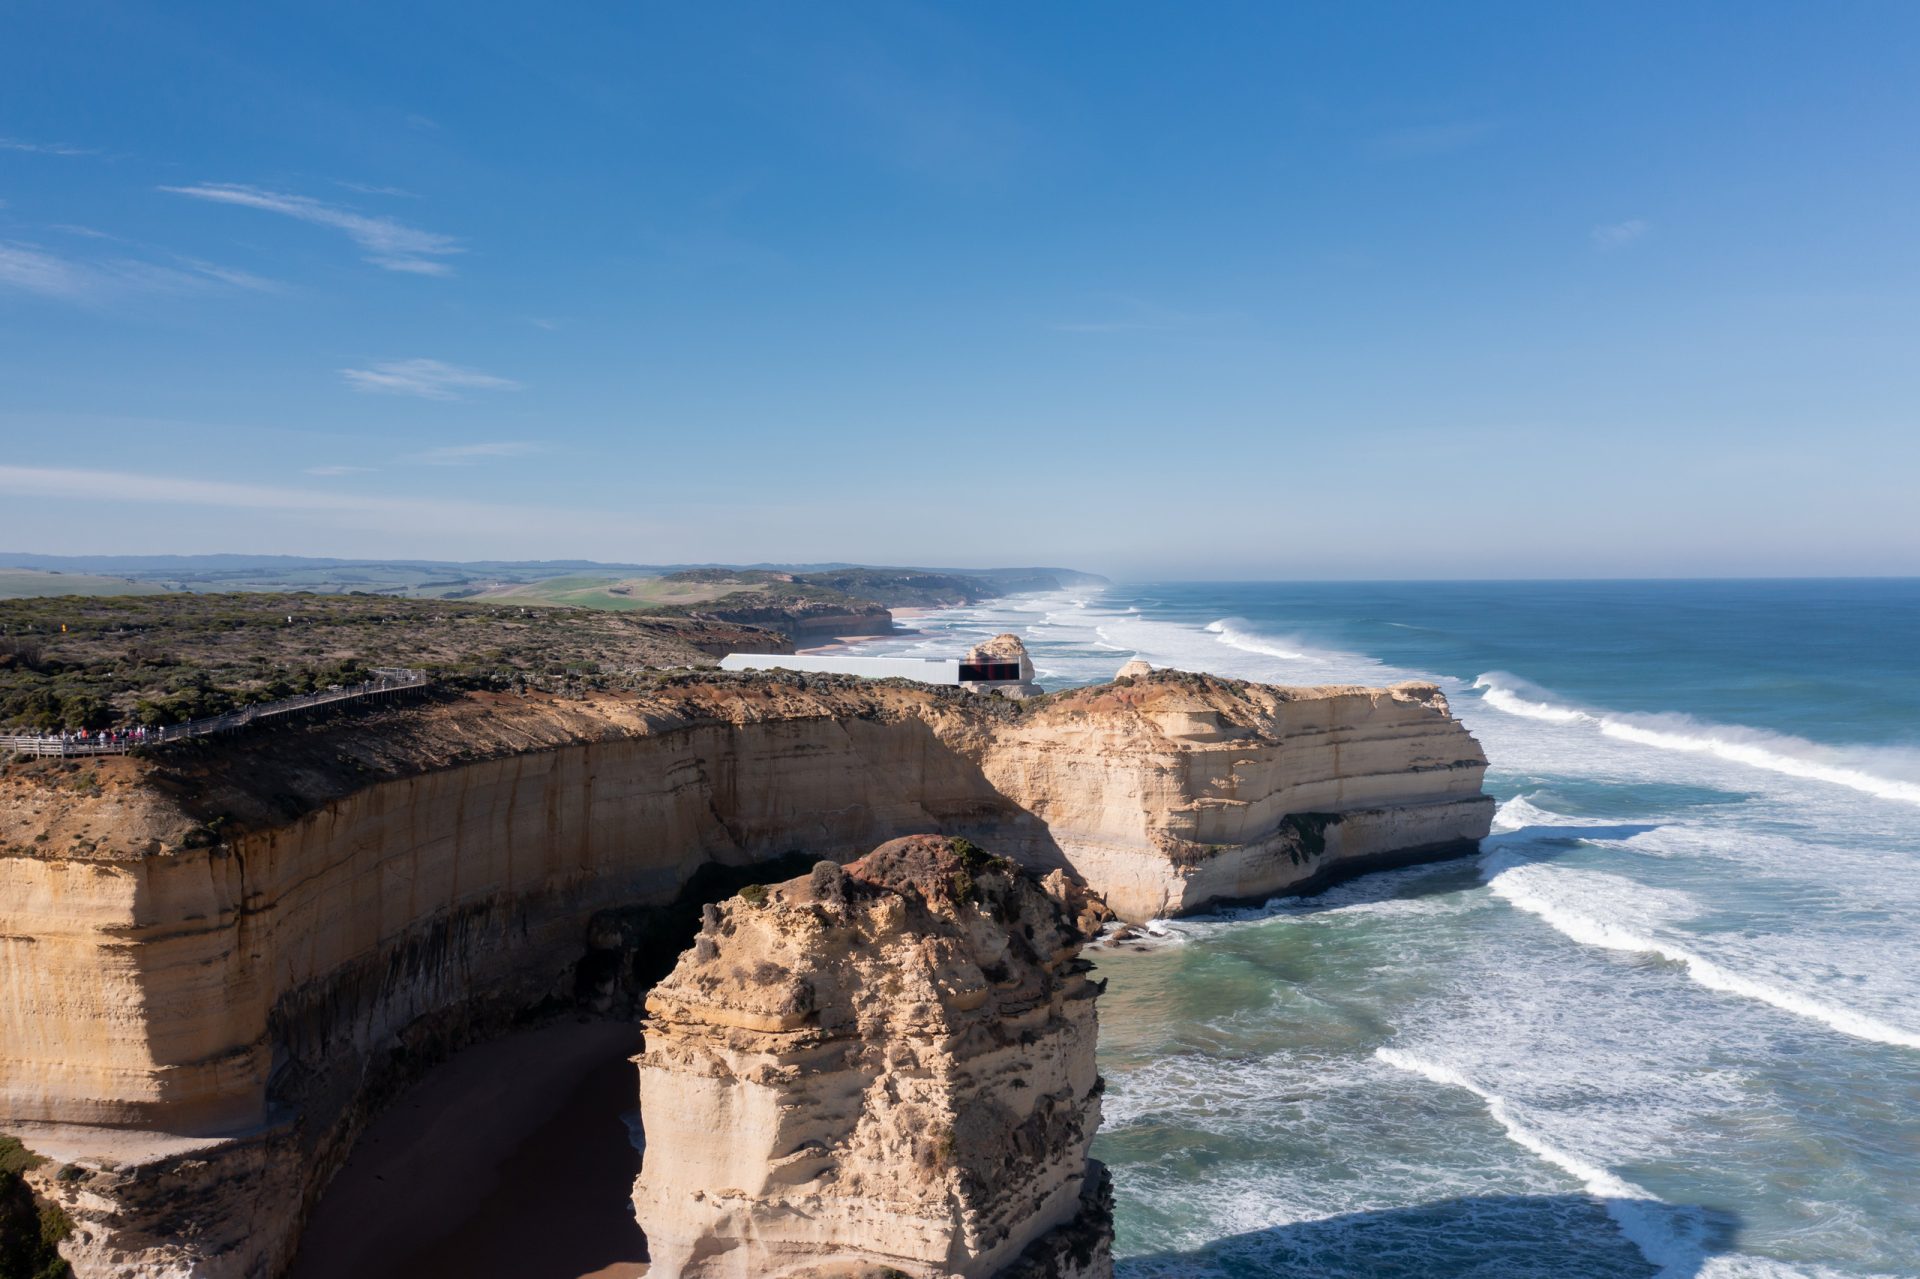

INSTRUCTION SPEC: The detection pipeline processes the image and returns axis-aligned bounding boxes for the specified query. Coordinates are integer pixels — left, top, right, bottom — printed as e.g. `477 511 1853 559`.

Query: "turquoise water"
846 581 1920 1278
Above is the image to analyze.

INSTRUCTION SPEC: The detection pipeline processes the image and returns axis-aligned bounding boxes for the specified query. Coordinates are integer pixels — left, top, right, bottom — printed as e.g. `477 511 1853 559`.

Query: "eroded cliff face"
0 668 1489 1277
634 836 1109 1278
979 673 1492 919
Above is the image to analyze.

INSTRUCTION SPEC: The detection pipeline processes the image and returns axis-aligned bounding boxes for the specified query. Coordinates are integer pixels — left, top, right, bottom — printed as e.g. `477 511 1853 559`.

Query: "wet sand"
291 1019 647 1279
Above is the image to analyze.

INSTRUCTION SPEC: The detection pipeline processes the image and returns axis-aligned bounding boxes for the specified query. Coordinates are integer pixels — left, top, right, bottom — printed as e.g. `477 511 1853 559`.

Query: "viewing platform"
0 667 429 757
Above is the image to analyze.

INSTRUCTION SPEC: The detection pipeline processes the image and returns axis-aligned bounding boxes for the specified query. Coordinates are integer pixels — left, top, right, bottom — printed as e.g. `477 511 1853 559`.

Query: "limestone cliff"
634 836 1109 1278
0 667 1489 1276
982 672 1492 919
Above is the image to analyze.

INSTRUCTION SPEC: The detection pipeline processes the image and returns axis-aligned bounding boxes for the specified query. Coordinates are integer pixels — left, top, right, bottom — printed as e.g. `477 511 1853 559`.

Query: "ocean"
842 580 1920 1279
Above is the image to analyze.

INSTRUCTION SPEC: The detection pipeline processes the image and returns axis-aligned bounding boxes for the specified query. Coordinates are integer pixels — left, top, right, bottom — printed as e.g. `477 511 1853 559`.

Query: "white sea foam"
1487 794 1640 835
1204 617 1313 661
1481 855 1920 1051
1375 1048 1710 1278
1084 613 1412 689
1474 674 1920 807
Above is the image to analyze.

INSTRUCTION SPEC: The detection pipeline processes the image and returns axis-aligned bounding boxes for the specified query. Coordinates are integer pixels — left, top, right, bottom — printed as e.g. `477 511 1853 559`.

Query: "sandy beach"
289 1019 647 1279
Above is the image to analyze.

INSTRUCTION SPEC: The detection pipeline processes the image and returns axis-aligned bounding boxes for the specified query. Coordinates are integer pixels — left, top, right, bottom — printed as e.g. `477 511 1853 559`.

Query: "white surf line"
1482 856 1920 1052
1205 618 1313 661
1375 1048 1708 1278
1475 675 1920 808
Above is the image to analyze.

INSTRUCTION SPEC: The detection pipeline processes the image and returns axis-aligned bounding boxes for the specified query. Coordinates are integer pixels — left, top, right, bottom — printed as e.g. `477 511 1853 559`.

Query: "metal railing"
0 668 428 758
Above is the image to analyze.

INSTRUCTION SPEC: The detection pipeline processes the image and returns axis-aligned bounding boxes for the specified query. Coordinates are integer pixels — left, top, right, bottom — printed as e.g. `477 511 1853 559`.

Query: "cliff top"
0 668 1463 863
965 633 1030 663
0 591 786 733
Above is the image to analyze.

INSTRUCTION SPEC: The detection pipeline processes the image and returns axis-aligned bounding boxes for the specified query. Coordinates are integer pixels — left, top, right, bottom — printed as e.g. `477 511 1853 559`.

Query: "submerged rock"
633 835 1111 1278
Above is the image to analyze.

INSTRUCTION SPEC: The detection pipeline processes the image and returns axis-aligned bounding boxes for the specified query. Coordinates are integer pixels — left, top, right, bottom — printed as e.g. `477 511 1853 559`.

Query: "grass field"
0 568 172 599
480 574 762 611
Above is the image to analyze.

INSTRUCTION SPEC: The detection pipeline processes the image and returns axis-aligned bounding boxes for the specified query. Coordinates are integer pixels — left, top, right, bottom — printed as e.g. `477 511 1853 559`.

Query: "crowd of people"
7 723 173 753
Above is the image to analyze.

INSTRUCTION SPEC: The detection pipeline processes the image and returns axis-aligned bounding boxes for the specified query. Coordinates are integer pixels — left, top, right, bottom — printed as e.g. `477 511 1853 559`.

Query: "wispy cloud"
1050 295 1205 334
49 224 124 241
1592 218 1651 249
171 256 281 292
408 441 541 466
0 137 98 157
334 179 418 199
339 358 523 400
303 464 376 477
0 239 278 302
0 242 87 299
529 317 561 331
161 183 462 275
1367 121 1495 158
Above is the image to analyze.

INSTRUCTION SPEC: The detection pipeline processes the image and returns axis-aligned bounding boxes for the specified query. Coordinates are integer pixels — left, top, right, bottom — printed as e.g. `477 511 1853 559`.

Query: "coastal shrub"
0 1136 72 1279
0 641 46 673
54 692 109 732
809 860 847 905
1280 811 1339 860
738 883 769 907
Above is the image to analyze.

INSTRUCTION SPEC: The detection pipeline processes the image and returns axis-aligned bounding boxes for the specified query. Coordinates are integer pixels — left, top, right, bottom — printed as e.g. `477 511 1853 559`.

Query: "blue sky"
3 2 1917 577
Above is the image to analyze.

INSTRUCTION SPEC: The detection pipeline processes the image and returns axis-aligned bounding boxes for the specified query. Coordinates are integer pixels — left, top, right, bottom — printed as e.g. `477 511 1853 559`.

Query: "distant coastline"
795 605 936 656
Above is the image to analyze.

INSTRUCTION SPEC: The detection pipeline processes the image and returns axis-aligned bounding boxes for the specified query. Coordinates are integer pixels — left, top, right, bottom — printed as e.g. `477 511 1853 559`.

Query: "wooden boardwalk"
0 668 429 757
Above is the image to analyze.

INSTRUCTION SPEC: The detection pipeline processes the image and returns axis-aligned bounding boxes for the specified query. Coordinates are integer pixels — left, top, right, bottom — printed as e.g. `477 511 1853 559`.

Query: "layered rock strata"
634 836 1109 1278
0 668 1489 1276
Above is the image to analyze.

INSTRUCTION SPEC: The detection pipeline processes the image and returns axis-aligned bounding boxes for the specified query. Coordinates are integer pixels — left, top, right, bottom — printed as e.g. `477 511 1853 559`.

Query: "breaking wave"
1204 618 1313 662
1473 673 1920 807
1481 854 1920 1051
1375 1048 1712 1277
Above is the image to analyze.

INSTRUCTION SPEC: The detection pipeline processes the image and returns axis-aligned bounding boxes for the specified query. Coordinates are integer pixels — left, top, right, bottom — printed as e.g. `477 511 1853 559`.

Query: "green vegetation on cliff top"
0 1137 71 1279
0 593 782 732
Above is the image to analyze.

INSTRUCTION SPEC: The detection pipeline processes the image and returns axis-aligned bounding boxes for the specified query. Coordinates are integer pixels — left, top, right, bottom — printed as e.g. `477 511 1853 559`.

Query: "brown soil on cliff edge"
0 669 1455 865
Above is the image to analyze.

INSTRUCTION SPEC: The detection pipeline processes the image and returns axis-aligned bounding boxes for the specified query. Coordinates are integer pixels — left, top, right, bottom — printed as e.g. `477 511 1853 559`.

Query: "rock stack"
633 835 1111 1278
963 633 1043 698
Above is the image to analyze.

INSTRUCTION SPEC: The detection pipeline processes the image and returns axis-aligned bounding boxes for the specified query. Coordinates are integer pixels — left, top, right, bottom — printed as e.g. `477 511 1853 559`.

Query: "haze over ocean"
844 579 1920 1278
